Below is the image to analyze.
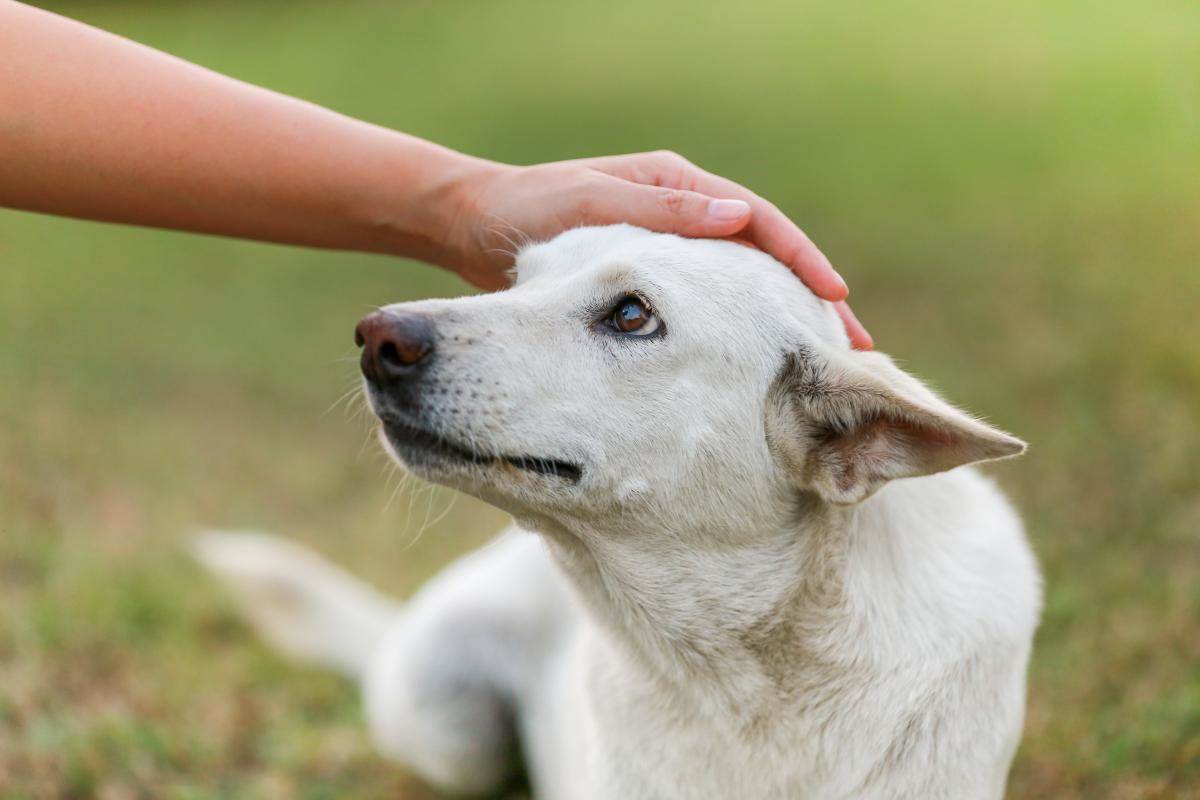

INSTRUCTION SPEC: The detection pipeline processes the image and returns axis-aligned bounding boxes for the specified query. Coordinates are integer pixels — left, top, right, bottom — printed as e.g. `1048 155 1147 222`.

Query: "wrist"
432 154 512 271
352 133 509 271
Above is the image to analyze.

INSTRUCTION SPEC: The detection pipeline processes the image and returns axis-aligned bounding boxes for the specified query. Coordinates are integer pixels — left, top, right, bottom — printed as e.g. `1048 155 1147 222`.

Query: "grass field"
2 0 1198 796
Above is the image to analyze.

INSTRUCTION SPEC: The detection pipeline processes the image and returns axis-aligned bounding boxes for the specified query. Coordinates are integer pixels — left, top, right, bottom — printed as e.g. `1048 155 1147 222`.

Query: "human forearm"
0 1 478 262
0 1 870 344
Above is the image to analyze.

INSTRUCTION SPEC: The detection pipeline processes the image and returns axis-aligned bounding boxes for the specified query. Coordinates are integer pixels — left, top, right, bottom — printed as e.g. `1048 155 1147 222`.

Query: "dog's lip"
380 416 583 484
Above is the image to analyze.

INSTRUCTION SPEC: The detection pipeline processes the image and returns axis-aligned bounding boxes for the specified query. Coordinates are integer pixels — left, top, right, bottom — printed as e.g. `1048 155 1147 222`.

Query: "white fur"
197 226 1041 799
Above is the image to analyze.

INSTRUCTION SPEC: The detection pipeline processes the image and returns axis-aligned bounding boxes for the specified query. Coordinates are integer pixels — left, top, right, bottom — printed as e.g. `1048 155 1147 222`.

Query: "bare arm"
0 0 870 347
0 0 470 264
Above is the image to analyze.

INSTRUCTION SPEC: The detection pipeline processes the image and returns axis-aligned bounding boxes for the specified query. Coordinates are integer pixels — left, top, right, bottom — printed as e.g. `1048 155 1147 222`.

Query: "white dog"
196 225 1041 799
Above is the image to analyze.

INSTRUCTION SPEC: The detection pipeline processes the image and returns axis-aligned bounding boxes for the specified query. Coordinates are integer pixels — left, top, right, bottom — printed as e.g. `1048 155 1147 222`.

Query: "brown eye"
610 296 661 336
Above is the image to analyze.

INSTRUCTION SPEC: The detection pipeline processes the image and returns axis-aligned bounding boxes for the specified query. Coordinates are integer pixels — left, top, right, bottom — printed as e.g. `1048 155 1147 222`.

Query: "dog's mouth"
381 418 583 484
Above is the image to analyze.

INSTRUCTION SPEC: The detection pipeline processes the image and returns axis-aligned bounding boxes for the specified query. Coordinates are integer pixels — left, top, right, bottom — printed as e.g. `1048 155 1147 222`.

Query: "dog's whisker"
322 382 364 419
484 246 518 262
482 215 534 262
383 461 410 517
404 484 439 551
422 489 458 533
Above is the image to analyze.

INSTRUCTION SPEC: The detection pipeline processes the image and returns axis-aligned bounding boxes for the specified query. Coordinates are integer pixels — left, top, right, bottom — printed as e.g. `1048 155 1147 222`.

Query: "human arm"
0 0 870 347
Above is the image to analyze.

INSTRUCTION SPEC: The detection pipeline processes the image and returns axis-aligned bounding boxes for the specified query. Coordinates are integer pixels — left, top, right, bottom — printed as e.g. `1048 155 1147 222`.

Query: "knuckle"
573 194 597 220
656 188 693 216
585 171 613 192
653 149 690 168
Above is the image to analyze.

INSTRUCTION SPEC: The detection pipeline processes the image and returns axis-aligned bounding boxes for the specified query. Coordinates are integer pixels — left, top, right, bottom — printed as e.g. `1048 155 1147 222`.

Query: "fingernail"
833 270 849 295
707 199 750 221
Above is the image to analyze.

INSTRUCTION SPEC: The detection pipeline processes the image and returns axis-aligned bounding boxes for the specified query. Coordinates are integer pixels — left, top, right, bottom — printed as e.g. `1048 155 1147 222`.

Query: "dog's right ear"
765 347 1025 505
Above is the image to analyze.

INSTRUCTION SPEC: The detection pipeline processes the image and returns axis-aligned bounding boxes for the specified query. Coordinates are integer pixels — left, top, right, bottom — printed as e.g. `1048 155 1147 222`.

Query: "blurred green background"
2 0 1198 797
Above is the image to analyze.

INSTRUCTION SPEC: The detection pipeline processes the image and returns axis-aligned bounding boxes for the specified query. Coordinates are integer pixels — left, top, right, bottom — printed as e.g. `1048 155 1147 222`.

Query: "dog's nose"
355 310 435 385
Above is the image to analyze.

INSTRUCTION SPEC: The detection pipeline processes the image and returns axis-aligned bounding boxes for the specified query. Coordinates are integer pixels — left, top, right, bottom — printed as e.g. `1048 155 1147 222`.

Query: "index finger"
743 201 848 301
681 171 848 301
835 301 874 351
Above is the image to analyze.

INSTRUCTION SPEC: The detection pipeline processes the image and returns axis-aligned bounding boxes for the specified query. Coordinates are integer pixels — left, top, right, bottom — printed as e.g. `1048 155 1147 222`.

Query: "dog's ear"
766 347 1026 504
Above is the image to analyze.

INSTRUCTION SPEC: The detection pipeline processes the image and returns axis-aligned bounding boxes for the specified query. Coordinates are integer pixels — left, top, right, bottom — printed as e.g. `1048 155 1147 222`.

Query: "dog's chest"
587 695 846 800
553 629 984 800
573 653 872 800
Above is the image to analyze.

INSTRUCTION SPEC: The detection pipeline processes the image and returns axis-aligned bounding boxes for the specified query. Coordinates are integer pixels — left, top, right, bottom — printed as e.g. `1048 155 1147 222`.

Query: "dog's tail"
191 530 398 680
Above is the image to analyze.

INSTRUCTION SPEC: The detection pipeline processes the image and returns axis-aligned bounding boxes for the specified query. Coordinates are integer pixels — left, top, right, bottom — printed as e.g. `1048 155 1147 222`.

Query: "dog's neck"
535 491 855 711
536 477 973 718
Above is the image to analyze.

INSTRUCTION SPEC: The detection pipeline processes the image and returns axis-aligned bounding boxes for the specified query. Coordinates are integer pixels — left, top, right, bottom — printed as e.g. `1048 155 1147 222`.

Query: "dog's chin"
378 419 583 490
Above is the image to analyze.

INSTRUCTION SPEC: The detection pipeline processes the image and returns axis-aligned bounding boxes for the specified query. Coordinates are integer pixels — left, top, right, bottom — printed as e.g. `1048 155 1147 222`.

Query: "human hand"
0 4 868 347
442 152 872 349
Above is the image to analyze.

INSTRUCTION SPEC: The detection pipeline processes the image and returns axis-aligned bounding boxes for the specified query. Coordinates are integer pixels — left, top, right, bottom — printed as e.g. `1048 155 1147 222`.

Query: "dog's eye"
609 296 661 337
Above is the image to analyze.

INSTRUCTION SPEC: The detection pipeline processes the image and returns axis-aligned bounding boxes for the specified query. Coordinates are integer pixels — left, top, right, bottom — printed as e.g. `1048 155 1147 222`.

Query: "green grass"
2 0 1198 796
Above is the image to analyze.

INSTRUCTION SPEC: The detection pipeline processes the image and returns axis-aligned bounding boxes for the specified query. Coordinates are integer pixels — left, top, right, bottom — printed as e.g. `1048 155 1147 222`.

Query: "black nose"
355 310 435 385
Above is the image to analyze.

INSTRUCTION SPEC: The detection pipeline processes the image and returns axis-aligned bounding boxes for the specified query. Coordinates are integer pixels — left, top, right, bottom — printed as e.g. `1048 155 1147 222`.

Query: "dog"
196 225 1041 799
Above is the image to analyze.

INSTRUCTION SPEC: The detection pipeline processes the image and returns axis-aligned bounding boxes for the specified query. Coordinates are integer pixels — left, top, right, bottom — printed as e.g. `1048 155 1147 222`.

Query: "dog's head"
358 225 1023 533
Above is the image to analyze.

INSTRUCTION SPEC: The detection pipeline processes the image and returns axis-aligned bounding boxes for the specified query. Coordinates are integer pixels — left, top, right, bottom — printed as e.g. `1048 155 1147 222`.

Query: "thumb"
583 178 752 237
